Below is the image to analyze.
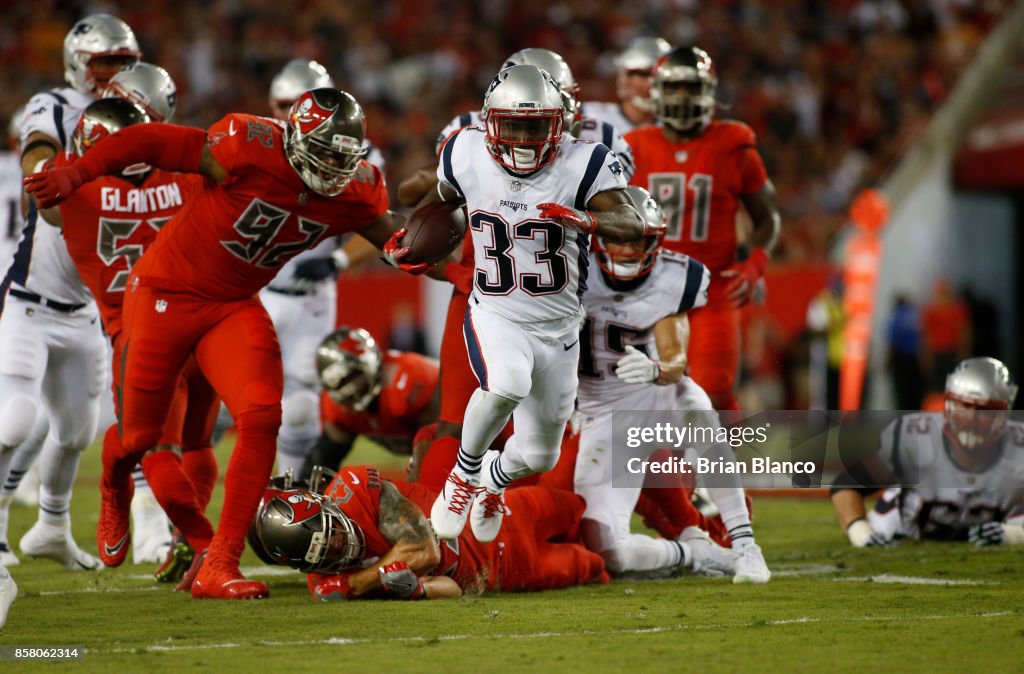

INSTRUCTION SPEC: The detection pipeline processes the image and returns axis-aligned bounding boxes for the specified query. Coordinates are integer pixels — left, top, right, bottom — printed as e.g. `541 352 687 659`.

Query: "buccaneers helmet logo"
285 493 323 525
75 117 108 153
291 93 335 135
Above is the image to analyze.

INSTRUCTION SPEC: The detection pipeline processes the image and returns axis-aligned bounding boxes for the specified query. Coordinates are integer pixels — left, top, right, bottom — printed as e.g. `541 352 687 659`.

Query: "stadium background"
1 0 1020 413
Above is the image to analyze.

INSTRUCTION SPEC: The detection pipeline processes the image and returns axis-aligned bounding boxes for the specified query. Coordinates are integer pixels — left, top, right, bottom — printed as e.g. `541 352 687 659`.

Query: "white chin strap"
610 260 642 277
505 146 539 168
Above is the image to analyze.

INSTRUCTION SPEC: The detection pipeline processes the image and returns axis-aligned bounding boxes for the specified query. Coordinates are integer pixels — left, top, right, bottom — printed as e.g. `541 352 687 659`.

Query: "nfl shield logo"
155 299 168 313
510 180 522 193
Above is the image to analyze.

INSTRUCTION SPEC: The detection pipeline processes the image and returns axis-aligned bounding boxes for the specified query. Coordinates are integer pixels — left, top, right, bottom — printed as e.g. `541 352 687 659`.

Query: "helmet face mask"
595 186 664 280
250 489 365 574
316 327 384 411
652 47 717 134
943 357 1018 452
483 65 564 174
269 59 335 121
103 62 177 123
63 14 141 95
284 89 368 197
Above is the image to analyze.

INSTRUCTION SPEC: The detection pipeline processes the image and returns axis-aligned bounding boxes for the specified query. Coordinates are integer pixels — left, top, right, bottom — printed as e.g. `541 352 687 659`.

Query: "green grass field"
1 438 1021 673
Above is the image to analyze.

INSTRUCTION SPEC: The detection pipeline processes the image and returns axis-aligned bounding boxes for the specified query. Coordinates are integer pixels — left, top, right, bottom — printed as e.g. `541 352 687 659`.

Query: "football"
400 201 467 265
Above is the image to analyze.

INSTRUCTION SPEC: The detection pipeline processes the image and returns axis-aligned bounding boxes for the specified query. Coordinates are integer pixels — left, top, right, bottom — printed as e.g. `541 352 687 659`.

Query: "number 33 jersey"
438 127 627 325
132 113 389 300
56 151 205 338
873 412 1024 538
626 120 768 273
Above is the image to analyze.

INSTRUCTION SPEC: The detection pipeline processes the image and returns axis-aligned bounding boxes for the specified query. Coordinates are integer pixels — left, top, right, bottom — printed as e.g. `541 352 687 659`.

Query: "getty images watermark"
605 409 1024 490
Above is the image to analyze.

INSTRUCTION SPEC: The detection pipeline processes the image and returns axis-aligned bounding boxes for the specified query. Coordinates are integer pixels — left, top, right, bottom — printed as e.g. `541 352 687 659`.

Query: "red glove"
377 561 426 599
536 202 597 234
23 162 93 209
310 573 358 602
721 247 768 308
443 260 474 294
382 227 433 275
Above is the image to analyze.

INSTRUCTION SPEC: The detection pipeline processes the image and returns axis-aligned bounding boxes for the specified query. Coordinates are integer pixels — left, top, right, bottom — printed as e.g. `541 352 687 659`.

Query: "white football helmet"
104 62 177 122
483 65 564 174
944 357 1018 451
270 59 335 120
503 48 580 136
63 14 141 95
594 186 664 280
615 36 671 112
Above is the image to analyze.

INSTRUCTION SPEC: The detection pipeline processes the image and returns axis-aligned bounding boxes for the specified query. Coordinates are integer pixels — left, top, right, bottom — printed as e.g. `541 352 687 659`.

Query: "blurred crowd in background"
0 0 1009 411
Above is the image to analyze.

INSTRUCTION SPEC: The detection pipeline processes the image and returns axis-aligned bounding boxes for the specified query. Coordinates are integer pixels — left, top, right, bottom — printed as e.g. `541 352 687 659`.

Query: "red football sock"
416 435 461 492
102 423 142 490
141 451 214 552
208 409 277 566
181 446 218 511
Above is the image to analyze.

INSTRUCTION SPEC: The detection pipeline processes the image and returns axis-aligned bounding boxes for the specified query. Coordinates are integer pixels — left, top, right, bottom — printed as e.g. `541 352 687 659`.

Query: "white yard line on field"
91 611 1015 654
833 574 995 586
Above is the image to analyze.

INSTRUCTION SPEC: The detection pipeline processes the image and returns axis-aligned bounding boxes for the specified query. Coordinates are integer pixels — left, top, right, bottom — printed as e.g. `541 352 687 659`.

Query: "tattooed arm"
336 481 441 598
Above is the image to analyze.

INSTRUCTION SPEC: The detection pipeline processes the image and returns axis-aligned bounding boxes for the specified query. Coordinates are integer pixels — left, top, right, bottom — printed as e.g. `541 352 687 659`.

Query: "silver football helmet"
652 46 718 134
72 97 150 157
103 62 177 122
504 48 580 136
249 489 365 574
944 357 1018 451
615 36 671 112
63 14 141 95
316 327 384 412
283 88 368 197
269 59 335 120
594 186 665 280
483 65 564 174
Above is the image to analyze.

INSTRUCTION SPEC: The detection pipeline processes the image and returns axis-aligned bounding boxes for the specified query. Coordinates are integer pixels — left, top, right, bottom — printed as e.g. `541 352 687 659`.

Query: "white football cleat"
0 542 18 567
733 542 771 584
131 486 172 564
430 469 480 540
680 526 737 577
0 565 16 629
19 521 102 571
470 451 506 543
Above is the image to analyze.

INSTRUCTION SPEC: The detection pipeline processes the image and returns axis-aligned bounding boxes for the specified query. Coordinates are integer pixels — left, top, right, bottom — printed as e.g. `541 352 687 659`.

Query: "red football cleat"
96 480 133 567
191 556 269 600
175 548 206 593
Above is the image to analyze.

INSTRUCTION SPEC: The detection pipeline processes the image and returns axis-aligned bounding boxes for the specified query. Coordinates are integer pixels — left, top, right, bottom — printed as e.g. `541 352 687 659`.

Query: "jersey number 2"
648 173 712 242
471 213 568 296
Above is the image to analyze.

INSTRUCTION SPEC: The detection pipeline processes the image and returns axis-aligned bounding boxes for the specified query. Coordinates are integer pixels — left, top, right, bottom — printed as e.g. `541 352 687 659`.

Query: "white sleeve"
608 127 635 182
577 142 628 210
436 129 466 199
20 92 65 147
435 112 476 155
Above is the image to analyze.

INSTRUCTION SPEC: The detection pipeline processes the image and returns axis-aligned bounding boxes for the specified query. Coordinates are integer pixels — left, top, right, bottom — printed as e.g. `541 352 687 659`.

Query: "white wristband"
847 519 875 547
33 159 49 174
1002 523 1024 546
331 248 350 273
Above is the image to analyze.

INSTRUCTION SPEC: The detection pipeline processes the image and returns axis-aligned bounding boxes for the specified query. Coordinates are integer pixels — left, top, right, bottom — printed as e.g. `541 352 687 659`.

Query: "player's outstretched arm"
396 166 440 208
829 454 896 547
537 188 649 243
24 123 216 208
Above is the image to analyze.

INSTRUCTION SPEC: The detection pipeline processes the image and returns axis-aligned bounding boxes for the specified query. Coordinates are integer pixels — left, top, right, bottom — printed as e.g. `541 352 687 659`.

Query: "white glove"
614 345 660 384
847 518 890 548
331 248 350 273
969 522 1024 546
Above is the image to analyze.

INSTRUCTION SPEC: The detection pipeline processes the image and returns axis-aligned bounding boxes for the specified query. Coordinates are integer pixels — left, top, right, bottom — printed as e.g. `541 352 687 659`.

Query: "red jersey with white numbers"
626 120 767 273
132 113 389 300
323 466 493 590
321 351 438 440
56 151 205 337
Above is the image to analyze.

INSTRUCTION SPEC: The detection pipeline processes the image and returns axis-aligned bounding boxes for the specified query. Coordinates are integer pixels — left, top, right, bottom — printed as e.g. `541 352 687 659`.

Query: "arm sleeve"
70 123 206 182
436 129 466 199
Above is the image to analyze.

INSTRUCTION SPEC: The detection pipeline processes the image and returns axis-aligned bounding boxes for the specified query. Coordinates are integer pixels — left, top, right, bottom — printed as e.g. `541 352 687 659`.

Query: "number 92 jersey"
577 250 709 412
875 412 1024 538
438 126 627 325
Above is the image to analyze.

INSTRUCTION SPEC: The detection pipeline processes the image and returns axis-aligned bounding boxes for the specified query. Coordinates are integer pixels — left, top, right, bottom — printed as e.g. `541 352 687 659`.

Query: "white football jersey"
439 126 627 325
9 88 95 304
437 110 634 181
581 101 636 134
577 250 709 411
265 145 385 292
872 412 1024 539
0 152 23 266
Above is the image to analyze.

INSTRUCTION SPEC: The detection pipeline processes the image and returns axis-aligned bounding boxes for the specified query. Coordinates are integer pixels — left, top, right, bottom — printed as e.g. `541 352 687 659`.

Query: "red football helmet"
594 186 664 280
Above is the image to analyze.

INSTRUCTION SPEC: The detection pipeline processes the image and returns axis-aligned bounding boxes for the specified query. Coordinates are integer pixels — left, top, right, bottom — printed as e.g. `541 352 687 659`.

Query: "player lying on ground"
831 357 1024 547
249 465 609 599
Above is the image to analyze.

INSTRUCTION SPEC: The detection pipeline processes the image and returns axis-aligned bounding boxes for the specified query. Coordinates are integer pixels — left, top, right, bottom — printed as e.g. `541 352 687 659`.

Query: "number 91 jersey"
875 412 1024 538
438 127 627 325
577 250 709 412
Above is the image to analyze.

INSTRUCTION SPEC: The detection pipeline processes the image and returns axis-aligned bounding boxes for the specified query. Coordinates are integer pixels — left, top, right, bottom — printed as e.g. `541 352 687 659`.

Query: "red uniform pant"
688 294 741 412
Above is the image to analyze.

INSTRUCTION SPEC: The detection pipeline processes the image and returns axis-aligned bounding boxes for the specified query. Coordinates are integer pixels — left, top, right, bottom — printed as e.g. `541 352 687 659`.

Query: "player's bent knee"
478 389 520 417
0 396 40 448
523 445 560 473
234 404 282 440
280 390 318 429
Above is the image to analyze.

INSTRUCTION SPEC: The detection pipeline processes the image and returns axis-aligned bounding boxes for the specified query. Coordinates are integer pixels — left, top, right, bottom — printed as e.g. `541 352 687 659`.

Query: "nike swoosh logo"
228 120 237 136
349 472 360 485
104 534 129 557
564 339 579 351
223 578 251 587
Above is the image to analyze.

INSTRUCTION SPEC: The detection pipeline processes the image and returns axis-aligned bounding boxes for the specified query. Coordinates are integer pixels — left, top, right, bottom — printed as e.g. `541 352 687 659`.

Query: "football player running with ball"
393 65 653 544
